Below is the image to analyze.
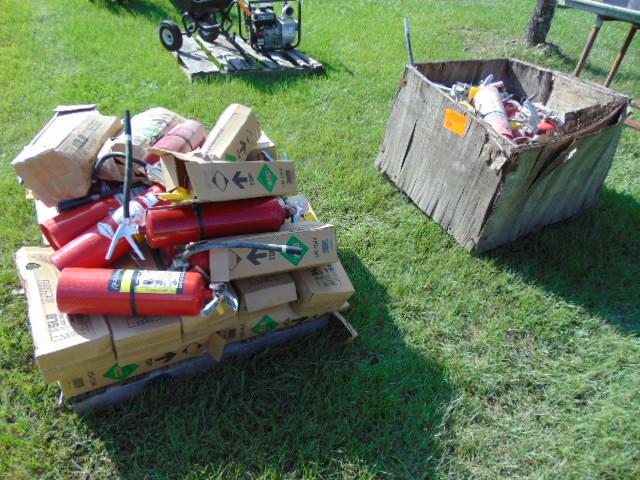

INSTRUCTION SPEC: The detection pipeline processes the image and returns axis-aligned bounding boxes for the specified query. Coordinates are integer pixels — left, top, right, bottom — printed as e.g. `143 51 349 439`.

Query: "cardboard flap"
12 109 121 206
152 148 204 162
199 103 261 162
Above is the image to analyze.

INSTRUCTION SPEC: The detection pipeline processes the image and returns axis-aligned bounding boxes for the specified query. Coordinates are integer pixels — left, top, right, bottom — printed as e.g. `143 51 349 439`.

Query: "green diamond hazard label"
252 315 278 335
104 363 139 381
280 235 308 266
257 164 278 192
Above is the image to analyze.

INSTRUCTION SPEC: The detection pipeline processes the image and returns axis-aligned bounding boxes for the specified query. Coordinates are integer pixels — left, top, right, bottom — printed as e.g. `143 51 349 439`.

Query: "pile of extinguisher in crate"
12 103 355 399
436 75 564 145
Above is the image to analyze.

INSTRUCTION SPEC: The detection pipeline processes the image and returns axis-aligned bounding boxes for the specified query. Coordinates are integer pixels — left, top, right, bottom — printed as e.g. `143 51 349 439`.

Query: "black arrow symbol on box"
154 352 176 364
247 249 268 266
233 171 248 189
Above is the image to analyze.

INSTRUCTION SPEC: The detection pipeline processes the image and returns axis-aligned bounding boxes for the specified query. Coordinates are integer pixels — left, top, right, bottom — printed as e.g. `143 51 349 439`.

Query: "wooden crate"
376 59 630 253
174 33 324 80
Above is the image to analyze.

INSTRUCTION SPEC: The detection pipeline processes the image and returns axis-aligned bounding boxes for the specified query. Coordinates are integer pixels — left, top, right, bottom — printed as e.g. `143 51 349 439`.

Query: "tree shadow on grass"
489 188 640 333
81 250 456 478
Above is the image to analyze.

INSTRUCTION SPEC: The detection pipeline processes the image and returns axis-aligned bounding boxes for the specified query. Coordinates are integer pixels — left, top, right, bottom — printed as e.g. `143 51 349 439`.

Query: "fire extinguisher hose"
172 240 303 269
57 182 146 212
93 153 147 179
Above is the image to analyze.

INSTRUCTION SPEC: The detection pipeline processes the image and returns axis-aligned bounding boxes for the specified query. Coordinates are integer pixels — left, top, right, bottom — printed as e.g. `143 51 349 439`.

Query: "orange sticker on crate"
444 109 469 137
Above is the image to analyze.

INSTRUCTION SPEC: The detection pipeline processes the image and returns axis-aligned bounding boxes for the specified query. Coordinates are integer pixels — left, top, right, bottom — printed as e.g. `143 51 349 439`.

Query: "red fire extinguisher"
474 85 514 139
187 251 211 274
41 183 147 250
51 185 167 270
143 119 207 165
144 197 289 249
56 268 212 316
41 196 122 250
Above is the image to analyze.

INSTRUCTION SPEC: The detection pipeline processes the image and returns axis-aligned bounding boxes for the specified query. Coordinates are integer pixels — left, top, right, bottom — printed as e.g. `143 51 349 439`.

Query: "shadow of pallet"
174 33 325 80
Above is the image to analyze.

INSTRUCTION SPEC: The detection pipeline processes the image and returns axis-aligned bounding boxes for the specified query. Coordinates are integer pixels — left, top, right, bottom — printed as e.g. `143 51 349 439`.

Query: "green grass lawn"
1 0 640 478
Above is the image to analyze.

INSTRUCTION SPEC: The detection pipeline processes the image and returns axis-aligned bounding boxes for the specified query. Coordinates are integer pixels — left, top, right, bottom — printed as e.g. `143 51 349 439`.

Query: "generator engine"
239 0 301 51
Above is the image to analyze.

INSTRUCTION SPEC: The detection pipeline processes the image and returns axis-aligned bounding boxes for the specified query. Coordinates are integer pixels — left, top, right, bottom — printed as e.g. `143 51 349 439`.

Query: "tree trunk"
525 0 557 46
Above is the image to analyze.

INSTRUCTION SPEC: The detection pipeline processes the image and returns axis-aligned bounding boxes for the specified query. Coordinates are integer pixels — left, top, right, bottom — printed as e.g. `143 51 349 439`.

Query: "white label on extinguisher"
140 192 159 208
111 201 146 226
108 269 186 294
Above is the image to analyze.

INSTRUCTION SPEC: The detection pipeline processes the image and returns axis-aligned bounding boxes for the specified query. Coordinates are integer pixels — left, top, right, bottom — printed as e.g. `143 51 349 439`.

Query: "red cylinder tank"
56 268 211 316
51 185 167 270
145 197 286 249
41 196 122 250
143 119 207 165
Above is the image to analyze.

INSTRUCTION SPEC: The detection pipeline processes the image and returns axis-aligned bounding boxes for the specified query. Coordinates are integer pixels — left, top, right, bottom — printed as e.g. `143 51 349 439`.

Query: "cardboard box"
158 149 296 203
107 315 182 365
233 273 297 313
209 222 338 281
58 333 211 398
213 304 304 344
291 261 355 307
199 104 261 162
376 59 631 252
290 301 349 317
247 131 277 162
12 105 121 206
15 247 115 383
181 302 238 344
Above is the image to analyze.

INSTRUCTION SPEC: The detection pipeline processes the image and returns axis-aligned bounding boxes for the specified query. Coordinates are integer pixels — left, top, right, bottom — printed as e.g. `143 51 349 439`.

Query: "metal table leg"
605 23 639 87
574 15 603 77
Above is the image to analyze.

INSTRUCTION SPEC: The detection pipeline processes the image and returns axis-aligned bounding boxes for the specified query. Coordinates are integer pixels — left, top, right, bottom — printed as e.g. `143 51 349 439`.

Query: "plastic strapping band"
192 204 206 240
130 270 140 316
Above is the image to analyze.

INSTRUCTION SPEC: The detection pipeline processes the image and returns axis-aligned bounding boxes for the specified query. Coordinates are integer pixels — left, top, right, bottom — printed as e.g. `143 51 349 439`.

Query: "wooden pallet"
174 33 325 80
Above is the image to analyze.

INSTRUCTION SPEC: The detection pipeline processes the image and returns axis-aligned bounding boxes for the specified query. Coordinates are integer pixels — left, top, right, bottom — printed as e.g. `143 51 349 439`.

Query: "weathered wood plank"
280 50 307 68
172 34 324 79
391 67 503 248
232 37 280 69
289 49 324 70
265 50 299 69
216 35 259 70
478 120 625 251
625 117 640 130
176 35 220 79
198 34 255 71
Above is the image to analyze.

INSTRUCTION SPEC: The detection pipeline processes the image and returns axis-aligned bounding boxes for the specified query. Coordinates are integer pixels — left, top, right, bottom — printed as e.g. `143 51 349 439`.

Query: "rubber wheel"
199 27 220 43
159 20 183 52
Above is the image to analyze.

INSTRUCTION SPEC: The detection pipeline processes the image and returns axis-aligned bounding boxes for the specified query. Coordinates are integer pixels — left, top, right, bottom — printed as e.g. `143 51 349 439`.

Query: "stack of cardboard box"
13 103 356 402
